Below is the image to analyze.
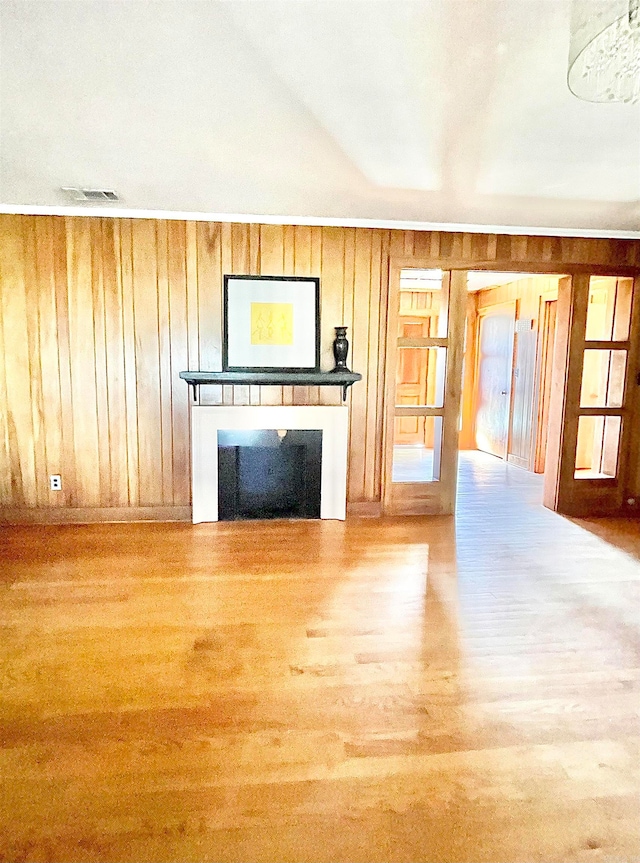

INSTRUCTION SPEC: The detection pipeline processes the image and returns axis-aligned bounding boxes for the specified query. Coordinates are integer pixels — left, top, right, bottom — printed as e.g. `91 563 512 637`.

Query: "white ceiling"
1 0 639 236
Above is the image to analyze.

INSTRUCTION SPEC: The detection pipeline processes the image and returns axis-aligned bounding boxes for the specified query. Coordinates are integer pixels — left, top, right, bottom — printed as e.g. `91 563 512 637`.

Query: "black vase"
331 326 350 372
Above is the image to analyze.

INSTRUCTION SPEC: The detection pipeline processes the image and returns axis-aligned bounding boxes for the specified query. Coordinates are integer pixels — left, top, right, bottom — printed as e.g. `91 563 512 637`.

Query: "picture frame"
223 275 321 372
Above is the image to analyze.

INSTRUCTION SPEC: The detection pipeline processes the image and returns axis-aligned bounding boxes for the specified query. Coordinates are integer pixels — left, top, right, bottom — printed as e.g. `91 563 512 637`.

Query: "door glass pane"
398 269 445 338
575 415 621 479
580 350 627 408
392 416 443 483
586 277 634 341
395 347 446 408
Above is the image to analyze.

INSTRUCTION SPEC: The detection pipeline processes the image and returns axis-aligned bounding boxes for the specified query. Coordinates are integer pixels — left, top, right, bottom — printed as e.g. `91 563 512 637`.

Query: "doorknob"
501 390 508 395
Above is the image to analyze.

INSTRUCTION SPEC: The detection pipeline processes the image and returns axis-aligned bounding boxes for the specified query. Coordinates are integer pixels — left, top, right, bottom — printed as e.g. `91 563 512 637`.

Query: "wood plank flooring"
1 452 639 862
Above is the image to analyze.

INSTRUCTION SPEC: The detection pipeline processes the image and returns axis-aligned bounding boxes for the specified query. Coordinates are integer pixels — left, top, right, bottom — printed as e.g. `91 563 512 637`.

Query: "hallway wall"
473 275 561 470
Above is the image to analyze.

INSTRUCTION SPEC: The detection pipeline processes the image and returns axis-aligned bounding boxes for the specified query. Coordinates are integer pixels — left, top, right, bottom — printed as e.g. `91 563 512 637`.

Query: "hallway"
0 453 639 862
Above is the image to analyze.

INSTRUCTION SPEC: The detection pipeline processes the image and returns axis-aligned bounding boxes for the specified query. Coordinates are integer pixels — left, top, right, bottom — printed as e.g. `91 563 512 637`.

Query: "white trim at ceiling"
0 204 639 240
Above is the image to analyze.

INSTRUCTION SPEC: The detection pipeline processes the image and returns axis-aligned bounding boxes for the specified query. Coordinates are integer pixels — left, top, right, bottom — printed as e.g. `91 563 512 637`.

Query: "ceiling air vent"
61 187 120 202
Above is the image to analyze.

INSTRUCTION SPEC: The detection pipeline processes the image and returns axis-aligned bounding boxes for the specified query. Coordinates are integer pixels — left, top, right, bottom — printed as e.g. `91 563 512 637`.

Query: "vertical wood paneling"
101 219 128 506
348 230 372 501
0 217 38 506
248 223 262 406
258 224 286 405
292 225 312 405
22 218 48 505
166 221 190 504
52 216 77 506
0 253 10 504
185 221 199 374
231 223 250 275
33 218 64 505
197 222 222 374
231 224 251 405
319 228 345 406
220 223 234 407
308 226 323 406
90 219 111 506
249 223 260 274
413 230 431 258
365 230 384 501
0 214 639 518
66 218 100 506
156 220 174 505
1 217 38 505
343 228 357 480
118 219 140 506
131 220 162 506
283 225 295 274
389 230 407 258
460 294 478 450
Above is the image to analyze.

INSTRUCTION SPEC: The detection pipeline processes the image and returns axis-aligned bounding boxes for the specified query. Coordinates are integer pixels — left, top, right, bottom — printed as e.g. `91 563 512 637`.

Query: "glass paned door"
384 265 467 515
544 274 640 515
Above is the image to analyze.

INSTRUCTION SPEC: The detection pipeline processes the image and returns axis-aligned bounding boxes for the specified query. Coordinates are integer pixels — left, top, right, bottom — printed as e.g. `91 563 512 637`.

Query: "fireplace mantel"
191 405 349 523
179 370 361 403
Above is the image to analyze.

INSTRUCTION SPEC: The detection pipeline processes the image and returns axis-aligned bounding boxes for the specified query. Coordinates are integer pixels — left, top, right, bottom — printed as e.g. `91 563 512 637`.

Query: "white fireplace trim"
191 405 349 523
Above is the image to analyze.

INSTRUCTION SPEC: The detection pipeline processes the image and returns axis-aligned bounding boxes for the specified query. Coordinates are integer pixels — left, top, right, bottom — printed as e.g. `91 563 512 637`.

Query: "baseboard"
0 506 193 525
507 454 531 470
347 501 382 517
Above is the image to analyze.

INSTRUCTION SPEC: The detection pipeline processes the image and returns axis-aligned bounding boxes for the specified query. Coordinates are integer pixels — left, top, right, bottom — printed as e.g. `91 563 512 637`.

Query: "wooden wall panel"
460 294 478 450
131 220 162 506
33 219 63 506
101 219 128 507
0 214 639 521
23 218 48 506
156 220 174 507
118 219 139 506
166 221 191 504
0 216 36 506
66 218 102 506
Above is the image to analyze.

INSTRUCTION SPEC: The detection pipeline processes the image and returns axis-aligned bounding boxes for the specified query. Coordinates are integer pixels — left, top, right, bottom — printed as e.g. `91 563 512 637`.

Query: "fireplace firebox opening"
217 429 322 520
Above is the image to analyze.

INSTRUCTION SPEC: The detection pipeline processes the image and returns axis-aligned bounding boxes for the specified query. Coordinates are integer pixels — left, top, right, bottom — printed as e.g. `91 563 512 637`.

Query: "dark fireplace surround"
217 429 322 520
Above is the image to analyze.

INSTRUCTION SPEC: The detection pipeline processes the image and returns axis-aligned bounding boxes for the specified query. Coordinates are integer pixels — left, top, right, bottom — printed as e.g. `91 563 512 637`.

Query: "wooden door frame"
382 260 467 515
472 300 517 461
620 276 640 510
533 290 560 473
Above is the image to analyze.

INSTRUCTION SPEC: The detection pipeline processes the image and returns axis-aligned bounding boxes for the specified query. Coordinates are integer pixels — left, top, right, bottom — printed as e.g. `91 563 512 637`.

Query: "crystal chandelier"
568 0 640 103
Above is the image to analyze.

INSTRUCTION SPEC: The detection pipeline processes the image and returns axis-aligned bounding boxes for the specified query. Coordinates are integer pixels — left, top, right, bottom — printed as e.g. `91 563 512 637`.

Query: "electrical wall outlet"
49 475 62 491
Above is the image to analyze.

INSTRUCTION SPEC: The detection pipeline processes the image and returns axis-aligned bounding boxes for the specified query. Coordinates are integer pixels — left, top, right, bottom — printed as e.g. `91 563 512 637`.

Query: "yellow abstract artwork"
250 302 294 345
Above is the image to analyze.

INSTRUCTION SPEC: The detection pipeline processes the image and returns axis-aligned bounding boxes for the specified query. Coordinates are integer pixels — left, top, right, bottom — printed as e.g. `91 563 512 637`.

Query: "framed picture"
223 275 320 372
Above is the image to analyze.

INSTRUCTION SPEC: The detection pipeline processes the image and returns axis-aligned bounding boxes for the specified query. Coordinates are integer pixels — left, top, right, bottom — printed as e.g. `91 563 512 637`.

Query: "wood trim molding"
532 294 557 473
507 454 530 470
543 275 588 511
0 506 193 524
620 275 640 504
347 501 383 517
388 256 640 277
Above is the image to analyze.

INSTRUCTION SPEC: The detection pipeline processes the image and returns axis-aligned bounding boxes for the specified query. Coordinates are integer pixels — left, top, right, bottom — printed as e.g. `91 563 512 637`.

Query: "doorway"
383 265 640 517
464 272 566 476
474 301 516 459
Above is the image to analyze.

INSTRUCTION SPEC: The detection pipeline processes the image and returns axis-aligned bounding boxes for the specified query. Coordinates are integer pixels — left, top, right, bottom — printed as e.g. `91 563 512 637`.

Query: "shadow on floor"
570 515 640 562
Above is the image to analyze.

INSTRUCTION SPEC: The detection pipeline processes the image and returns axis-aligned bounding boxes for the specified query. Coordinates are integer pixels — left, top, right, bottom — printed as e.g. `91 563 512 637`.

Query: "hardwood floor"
1 452 639 863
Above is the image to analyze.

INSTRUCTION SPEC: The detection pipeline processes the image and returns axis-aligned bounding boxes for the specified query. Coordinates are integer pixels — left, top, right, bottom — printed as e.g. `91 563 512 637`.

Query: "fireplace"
217 429 322 520
191 406 348 522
